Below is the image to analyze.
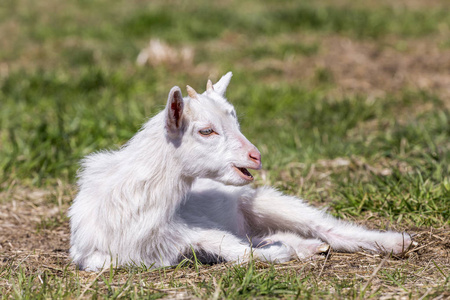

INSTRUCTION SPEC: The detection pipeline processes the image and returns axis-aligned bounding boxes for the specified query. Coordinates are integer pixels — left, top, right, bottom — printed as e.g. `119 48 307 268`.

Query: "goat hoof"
316 243 330 254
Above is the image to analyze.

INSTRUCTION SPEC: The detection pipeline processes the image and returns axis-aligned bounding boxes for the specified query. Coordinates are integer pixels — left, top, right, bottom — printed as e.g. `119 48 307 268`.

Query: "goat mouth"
233 166 254 181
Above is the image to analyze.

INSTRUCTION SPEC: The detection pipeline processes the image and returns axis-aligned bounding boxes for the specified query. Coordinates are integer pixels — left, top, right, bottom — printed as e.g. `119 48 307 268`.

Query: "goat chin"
69 73 415 271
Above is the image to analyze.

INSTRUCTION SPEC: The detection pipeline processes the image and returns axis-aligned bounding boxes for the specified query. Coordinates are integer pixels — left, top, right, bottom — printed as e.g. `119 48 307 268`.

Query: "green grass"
0 0 449 298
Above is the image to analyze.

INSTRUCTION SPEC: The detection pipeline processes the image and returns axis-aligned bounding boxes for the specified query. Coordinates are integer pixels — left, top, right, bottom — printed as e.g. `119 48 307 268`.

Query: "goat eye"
199 128 214 136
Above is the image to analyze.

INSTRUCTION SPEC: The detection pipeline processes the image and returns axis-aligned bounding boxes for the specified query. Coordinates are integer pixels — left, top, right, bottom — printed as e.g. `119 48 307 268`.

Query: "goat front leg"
240 187 413 254
186 227 296 264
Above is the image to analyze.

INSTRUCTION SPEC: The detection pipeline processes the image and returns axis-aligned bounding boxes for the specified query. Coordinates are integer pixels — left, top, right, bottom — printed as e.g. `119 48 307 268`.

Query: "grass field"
0 0 449 298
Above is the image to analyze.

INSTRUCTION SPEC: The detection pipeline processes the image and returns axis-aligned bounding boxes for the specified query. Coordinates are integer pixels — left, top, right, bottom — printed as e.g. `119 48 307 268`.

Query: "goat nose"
249 150 261 165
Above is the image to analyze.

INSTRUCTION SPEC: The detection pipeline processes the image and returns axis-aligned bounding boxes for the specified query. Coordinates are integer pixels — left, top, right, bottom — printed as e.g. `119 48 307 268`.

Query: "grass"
1 251 448 299
0 0 449 298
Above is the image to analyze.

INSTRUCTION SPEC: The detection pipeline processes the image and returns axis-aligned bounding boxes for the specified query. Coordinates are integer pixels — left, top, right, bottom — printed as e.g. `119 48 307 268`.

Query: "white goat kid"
69 72 413 271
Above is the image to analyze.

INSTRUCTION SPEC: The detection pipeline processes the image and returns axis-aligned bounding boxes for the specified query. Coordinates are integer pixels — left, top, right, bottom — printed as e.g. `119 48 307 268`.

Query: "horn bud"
206 79 214 92
186 85 198 99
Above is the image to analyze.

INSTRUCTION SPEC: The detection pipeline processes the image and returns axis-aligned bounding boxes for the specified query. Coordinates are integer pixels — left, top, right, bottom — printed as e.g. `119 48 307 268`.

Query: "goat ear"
213 72 232 97
166 86 184 134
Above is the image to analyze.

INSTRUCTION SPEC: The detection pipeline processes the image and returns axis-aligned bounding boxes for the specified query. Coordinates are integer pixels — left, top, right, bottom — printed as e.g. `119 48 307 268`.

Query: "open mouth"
233 166 254 181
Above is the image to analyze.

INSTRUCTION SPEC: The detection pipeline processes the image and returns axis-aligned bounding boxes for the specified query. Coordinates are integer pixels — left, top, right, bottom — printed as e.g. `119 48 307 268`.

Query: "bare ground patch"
0 186 448 298
318 0 450 10
312 36 450 103
232 33 450 107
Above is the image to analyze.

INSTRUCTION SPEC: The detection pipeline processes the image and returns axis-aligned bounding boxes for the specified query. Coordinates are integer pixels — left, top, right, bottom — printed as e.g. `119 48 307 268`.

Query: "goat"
69 72 414 271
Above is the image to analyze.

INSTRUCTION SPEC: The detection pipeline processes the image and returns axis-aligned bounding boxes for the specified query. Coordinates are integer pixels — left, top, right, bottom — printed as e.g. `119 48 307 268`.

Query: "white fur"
69 72 413 271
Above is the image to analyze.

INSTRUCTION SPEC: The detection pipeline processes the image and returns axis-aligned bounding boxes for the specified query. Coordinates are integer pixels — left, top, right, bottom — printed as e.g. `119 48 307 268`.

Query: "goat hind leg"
240 186 413 254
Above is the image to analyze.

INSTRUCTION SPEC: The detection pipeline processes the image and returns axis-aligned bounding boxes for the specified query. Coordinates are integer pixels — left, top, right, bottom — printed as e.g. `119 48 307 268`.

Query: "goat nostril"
249 152 261 162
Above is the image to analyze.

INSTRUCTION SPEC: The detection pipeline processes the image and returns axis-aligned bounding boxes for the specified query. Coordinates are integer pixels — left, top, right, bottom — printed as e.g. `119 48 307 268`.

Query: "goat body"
69 73 413 271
